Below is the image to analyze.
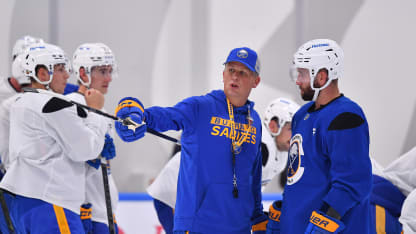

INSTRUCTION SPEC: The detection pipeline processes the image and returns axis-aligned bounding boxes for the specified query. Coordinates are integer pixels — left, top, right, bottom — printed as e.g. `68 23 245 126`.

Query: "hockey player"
0 36 45 233
69 42 119 233
0 43 108 233
261 97 299 190
115 47 267 233
273 39 373 234
0 36 44 102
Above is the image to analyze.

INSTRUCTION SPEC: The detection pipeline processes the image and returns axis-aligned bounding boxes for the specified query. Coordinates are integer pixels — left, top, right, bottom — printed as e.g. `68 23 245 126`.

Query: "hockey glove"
114 97 147 142
305 211 345 234
80 203 93 234
101 134 116 160
266 200 282 234
86 159 101 170
252 212 268 234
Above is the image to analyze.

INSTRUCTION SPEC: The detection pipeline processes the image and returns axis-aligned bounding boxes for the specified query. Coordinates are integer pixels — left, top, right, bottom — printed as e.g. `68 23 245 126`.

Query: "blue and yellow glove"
86 158 101 169
101 134 116 160
114 97 147 142
305 210 345 234
266 200 282 234
80 203 93 234
252 212 268 234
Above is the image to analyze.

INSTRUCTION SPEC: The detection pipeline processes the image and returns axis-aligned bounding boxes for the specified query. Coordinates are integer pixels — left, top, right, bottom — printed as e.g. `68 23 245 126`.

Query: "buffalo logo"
287 133 305 185
237 49 248 58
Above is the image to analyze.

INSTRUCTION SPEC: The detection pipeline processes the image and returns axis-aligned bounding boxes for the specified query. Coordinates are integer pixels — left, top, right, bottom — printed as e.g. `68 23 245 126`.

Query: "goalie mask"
22 43 70 86
263 97 300 137
292 39 344 101
72 43 118 87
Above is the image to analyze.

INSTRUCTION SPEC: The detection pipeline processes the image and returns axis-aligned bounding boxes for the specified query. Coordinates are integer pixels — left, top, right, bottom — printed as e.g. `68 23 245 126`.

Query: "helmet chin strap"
311 76 332 102
312 89 320 101
79 73 91 88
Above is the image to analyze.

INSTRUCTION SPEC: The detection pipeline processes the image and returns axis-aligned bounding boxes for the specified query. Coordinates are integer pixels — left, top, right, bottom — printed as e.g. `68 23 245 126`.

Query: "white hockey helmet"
263 97 300 136
12 53 31 85
72 43 117 87
12 35 44 61
22 43 69 86
292 39 344 100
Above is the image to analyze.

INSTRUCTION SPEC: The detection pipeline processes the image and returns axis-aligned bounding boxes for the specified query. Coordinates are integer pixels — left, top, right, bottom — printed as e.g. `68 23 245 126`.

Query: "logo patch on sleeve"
287 134 305 185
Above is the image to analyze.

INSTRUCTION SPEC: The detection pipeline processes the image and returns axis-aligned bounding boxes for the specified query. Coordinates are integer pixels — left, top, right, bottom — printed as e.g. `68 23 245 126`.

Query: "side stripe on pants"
53 205 71 234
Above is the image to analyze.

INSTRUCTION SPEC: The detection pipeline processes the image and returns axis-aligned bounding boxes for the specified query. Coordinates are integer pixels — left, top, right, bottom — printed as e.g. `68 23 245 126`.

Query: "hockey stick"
0 190 15 234
22 87 180 145
100 160 116 234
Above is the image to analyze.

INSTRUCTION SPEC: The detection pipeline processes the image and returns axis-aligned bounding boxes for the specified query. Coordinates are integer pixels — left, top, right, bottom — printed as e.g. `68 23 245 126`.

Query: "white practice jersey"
0 95 19 170
66 92 119 224
0 76 19 170
147 152 181 208
0 91 107 214
383 146 416 196
370 156 385 177
400 189 416 233
261 130 288 191
0 77 18 103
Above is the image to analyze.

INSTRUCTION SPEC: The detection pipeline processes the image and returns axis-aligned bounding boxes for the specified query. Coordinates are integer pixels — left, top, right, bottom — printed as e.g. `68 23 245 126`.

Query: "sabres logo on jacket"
287 133 305 185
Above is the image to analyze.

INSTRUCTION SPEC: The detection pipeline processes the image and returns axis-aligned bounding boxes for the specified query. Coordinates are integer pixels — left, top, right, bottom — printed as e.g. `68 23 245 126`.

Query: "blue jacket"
281 95 372 233
144 90 264 234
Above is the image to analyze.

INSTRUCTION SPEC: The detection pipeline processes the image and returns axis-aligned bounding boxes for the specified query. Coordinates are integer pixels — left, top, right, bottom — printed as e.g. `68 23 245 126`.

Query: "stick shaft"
22 88 180 145
101 161 115 234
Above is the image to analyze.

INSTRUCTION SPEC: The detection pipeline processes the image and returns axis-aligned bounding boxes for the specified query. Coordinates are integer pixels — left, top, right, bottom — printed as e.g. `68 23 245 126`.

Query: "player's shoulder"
327 96 366 131
65 92 85 104
15 91 58 110
0 77 17 102
293 102 313 120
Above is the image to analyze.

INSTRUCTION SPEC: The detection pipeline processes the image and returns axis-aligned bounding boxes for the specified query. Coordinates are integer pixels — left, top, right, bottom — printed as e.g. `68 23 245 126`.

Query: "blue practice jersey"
281 95 372 234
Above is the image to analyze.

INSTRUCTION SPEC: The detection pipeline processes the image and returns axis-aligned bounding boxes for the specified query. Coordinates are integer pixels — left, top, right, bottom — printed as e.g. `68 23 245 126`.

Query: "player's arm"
323 111 372 216
305 111 372 233
42 105 107 162
114 96 199 142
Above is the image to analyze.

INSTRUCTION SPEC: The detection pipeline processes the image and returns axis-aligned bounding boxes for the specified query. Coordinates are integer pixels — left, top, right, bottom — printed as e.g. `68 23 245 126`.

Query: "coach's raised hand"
114 97 147 142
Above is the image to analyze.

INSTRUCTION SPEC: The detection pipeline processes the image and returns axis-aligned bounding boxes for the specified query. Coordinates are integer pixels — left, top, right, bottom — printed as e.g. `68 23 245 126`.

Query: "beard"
301 77 322 101
301 86 315 101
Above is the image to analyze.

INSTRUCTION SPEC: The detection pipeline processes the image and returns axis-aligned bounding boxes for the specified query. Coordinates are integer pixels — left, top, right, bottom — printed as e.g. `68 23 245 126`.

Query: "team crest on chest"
287 133 305 185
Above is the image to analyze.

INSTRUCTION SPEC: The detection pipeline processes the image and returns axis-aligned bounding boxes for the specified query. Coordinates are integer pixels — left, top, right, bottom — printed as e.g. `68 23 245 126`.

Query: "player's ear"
37 67 49 82
253 76 260 88
79 67 89 84
269 119 279 134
